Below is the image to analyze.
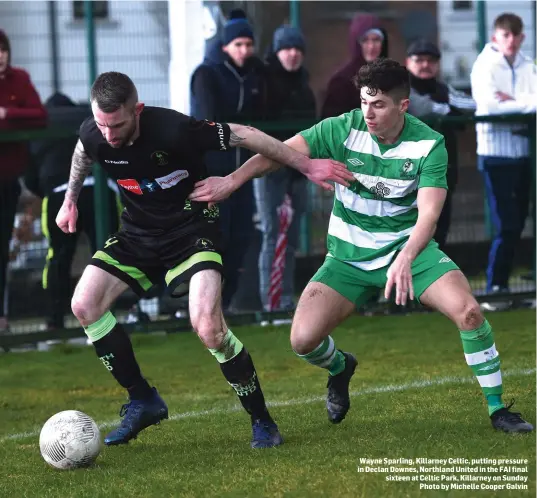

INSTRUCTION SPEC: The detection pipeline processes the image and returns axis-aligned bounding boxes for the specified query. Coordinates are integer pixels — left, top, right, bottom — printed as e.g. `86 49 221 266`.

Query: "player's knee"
459 301 483 330
290 326 319 355
191 314 224 349
71 296 95 326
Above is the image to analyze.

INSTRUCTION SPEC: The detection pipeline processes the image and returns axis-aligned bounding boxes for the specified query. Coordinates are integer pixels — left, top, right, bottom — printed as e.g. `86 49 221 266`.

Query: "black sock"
219 348 274 424
92 323 153 400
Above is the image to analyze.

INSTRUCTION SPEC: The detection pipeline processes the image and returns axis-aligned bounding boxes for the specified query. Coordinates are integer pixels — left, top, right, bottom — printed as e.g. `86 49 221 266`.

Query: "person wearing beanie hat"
253 25 316 312
190 11 267 311
0 30 47 335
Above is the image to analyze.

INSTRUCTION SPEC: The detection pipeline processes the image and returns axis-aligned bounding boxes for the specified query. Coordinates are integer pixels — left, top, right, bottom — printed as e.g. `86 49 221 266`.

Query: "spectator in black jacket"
189 10 266 311
406 40 476 251
254 26 316 311
25 93 119 329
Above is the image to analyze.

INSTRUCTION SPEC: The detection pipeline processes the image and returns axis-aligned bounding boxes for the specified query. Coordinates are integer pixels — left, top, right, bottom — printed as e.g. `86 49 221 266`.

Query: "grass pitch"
0 310 535 498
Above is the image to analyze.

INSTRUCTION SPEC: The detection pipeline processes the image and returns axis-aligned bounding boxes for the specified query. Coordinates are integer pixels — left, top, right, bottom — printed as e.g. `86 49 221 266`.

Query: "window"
452 1 472 10
73 1 109 20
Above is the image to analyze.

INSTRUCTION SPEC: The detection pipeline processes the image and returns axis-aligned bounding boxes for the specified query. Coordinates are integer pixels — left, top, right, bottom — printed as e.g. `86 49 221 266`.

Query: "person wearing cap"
406 39 476 253
321 14 388 118
0 30 47 335
253 25 316 312
190 10 266 312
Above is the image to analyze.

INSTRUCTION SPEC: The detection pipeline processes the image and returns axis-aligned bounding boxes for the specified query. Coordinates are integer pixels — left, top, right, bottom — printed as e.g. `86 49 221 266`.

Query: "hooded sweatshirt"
0 30 47 181
321 14 388 118
470 42 536 158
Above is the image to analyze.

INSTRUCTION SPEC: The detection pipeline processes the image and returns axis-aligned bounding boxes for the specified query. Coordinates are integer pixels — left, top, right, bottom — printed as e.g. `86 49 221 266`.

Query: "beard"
107 119 137 148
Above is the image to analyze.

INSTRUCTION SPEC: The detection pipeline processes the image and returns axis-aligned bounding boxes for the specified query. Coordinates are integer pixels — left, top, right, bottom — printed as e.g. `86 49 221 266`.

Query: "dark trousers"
42 187 119 328
0 178 21 318
218 181 255 310
479 156 531 291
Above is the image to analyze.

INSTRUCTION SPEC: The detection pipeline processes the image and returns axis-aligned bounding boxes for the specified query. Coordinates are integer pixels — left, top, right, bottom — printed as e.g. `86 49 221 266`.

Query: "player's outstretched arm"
189 134 309 204
227 124 353 189
56 139 92 234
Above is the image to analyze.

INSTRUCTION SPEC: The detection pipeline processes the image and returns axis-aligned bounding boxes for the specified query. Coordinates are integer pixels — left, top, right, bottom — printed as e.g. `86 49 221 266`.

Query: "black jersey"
79 106 231 233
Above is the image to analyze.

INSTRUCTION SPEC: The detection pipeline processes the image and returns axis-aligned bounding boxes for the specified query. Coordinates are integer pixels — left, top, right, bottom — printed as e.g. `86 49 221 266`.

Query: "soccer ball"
39 410 101 470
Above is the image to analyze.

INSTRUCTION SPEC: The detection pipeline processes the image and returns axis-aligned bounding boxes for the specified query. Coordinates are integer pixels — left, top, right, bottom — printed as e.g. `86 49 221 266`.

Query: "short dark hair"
90 71 138 113
494 13 523 36
353 58 410 102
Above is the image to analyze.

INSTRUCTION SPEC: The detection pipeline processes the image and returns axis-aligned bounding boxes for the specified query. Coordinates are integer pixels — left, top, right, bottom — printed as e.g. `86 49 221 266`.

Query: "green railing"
1 113 535 341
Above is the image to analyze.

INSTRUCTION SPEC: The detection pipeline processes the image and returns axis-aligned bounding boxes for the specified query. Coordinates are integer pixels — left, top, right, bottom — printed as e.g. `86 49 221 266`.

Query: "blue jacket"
190 48 267 175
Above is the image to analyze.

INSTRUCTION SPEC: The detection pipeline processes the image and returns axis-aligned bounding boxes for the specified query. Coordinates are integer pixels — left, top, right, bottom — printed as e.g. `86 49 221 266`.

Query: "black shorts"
89 222 223 298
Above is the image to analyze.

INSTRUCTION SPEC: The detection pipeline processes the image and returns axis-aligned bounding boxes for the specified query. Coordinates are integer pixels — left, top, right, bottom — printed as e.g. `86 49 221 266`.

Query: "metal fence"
0 113 535 342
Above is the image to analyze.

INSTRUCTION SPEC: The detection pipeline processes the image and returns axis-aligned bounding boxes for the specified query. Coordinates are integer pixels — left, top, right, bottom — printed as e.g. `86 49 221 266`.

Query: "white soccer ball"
39 410 101 470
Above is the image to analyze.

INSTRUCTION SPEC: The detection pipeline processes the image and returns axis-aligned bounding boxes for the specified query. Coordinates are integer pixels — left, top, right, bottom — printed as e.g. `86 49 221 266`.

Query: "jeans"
479 156 531 291
254 169 307 310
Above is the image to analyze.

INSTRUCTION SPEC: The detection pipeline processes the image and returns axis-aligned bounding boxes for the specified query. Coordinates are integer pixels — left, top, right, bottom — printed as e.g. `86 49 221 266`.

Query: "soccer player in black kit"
55 72 354 448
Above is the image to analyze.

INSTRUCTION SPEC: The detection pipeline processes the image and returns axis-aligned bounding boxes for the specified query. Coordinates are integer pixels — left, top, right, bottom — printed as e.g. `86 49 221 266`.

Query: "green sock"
460 319 505 416
296 336 346 376
208 329 243 363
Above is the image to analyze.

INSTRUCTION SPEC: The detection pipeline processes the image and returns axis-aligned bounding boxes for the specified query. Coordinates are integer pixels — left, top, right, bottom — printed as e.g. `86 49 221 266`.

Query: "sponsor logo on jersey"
117 179 142 195
347 157 364 166
438 257 452 263
105 159 129 164
370 182 390 199
151 150 169 166
155 169 189 189
140 179 162 193
216 122 226 151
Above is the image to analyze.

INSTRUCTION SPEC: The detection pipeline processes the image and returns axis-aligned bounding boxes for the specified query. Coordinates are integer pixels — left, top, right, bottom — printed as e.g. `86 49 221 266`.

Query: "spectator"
321 14 388 118
190 10 266 311
254 25 316 311
406 39 476 251
25 92 119 330
0 29 46 334
470 13 536 308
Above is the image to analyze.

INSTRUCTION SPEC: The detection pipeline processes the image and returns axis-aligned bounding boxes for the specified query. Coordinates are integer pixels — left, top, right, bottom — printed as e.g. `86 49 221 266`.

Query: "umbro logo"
439 257 452 263
347 158 364 166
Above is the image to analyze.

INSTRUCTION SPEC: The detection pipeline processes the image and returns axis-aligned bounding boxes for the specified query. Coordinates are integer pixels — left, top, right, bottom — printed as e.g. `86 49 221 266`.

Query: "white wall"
0 1 170 106
438 0 535 88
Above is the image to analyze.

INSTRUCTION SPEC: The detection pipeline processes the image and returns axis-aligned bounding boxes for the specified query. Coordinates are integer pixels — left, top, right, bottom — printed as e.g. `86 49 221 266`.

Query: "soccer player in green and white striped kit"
189 58 533 434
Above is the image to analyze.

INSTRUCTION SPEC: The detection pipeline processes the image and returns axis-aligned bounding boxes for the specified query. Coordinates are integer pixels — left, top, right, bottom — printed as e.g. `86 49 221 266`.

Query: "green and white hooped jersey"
300 110 448 271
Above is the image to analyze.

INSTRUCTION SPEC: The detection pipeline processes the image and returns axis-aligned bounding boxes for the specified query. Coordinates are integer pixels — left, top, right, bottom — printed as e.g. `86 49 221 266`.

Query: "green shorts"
311 241 460 308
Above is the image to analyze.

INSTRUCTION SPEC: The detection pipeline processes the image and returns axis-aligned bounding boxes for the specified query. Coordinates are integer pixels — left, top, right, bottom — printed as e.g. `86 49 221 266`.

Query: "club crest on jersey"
195 238 214 250
401 160 415 177
151 150 169 166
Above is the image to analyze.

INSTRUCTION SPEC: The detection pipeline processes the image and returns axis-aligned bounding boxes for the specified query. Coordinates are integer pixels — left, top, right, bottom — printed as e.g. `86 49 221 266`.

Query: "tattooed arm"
65 140 94 203
56 140 93 234
227 123 312 174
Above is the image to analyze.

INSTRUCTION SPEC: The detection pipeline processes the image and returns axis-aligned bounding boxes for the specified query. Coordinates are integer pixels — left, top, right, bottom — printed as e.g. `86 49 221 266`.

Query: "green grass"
0 310 535 498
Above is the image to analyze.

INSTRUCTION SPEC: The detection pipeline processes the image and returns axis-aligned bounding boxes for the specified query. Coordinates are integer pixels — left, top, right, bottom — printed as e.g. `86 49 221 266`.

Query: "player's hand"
189 176 236 206
55 199 78 234
385 252 414 306
303 158 355 192
495 91 514 102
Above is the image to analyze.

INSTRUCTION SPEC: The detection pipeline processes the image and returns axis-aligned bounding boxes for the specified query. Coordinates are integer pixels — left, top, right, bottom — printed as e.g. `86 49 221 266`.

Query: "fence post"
289 0 300 28
84 0 110 248
476 1 493 238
